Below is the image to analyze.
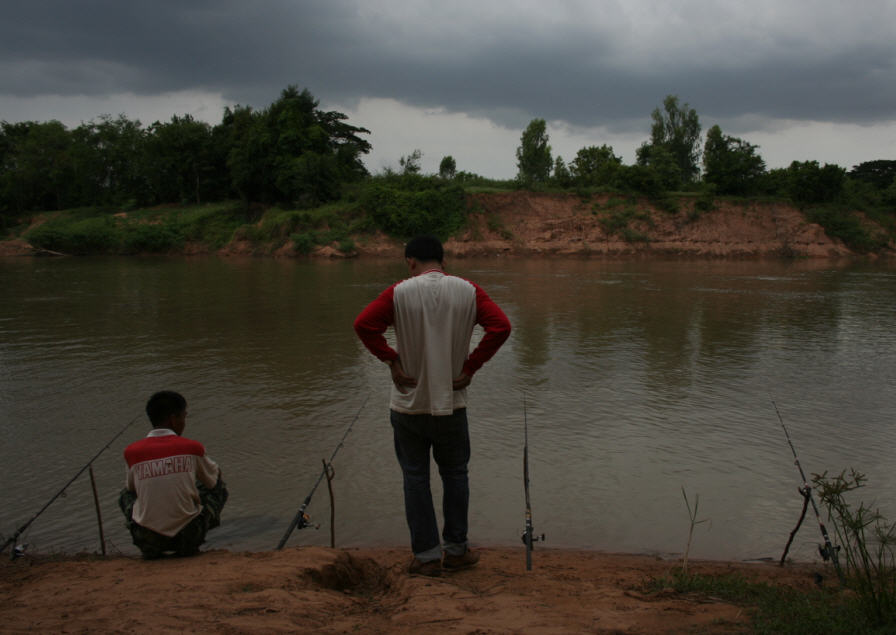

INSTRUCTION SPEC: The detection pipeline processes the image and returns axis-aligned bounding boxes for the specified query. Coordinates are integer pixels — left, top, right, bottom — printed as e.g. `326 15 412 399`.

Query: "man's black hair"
404 235 444 264
146 390 187 426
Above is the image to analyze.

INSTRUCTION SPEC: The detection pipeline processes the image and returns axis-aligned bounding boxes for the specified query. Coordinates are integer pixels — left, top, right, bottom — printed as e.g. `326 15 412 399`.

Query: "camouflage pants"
118 478 228 559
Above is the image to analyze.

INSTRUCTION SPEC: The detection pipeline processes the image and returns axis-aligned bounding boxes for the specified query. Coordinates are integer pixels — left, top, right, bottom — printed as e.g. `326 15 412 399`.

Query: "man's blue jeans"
390 408 470 562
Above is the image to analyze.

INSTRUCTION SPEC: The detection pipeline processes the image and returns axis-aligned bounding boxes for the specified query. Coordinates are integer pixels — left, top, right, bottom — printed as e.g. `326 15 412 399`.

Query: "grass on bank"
24 203 248 255
653 470 896 634
21 201 367 256
648 567 885 634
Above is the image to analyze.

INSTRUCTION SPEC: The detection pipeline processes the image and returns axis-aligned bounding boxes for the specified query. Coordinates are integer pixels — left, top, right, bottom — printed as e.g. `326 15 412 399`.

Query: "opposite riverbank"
2 192 894 260
1 545 834 633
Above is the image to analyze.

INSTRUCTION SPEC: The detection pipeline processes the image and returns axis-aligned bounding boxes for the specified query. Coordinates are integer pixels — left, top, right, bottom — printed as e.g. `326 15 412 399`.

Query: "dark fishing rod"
773 400 844 584
276 395 369 550
521 395 543 570
1 413 142 557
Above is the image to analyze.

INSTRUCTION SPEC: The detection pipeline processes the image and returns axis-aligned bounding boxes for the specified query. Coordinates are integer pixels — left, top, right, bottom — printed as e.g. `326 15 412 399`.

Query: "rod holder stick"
88 465 107 556
324 459 336 548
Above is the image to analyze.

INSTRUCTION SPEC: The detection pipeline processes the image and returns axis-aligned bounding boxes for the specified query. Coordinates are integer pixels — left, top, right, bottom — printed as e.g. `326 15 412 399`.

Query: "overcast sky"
2 1 895 179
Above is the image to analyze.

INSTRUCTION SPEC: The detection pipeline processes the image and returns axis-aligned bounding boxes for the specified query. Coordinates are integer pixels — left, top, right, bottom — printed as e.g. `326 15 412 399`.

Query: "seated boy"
119 391 228 559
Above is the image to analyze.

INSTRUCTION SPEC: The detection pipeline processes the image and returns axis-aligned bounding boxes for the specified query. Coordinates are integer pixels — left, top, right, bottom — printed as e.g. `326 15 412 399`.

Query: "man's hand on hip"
452 372 471 391
389 359 417 388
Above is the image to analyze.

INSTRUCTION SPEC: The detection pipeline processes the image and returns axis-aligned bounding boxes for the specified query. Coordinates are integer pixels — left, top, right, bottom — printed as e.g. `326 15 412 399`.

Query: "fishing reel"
818 542 840 562
295 512 320 531
521 531 545 546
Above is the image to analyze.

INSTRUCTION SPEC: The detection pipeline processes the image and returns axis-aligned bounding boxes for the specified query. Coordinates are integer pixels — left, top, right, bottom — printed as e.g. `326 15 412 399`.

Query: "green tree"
224 86 371 207
70 114 147 206
516 118 552 187
1 120 74 212
439 155 457 179
570 144 622 187
637 95 701 186
849 160 896 190
634 143 681 191
786 160 846 204
400 149 423 175
219 104 266 205
144 115 220 204
702 125 766 195
551 156 572 187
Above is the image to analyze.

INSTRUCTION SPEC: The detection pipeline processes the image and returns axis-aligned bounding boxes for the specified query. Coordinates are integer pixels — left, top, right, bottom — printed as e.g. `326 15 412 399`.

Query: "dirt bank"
0 546 830 633
442 192 867 259
341 192 888 259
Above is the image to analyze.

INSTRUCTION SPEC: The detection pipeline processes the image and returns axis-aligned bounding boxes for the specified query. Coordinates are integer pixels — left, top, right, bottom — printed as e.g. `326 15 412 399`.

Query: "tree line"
0 86 371 219
515 95 896 208
2 86 894 251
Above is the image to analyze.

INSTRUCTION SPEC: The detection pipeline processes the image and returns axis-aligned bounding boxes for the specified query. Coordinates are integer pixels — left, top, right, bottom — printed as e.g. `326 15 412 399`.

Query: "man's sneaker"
409 557 442 577
442 548 480 571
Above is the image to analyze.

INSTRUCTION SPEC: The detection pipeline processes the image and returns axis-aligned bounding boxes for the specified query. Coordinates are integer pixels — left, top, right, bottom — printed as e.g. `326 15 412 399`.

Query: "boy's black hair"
146 390 187 427
404 235 444 264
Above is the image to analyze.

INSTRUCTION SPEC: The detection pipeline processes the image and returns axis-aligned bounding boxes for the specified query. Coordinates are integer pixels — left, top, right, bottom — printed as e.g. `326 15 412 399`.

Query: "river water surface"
1 255 894 562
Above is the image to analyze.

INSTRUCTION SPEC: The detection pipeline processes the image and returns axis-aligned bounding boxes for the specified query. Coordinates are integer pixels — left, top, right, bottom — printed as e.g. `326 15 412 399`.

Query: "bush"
291 231 317 254
805 207 885 253
360 177 467 239
26 215 121 254
596 205 653 242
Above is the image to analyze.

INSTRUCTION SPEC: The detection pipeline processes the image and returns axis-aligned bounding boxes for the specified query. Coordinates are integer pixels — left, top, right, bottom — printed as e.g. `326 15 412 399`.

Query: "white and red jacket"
354 269 511 415
123 429 221 536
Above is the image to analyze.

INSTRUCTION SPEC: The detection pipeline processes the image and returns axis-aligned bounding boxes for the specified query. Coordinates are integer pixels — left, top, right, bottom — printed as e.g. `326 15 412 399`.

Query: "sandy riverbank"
0 545 830 633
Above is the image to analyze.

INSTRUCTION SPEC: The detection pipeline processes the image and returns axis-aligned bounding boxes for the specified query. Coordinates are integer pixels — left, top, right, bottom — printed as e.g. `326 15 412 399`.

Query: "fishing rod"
276 394 369 550
521 395 543 570
1 413 143 557
773 400 844 583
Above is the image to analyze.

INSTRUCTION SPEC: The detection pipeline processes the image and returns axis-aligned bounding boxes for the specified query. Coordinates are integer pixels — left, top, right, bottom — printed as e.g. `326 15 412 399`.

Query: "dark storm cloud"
2 0 894 133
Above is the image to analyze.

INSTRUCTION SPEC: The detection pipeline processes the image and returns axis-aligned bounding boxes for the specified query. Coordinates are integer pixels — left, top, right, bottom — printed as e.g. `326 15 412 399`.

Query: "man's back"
392 271 478 415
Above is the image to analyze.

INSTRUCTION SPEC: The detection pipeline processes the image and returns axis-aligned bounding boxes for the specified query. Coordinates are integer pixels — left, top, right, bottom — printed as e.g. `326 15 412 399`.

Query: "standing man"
354 235 511 577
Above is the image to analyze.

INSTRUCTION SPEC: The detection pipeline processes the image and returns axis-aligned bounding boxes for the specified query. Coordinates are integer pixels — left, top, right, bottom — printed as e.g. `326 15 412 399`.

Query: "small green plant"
291 231 318 255
620 227 650 243
337 238 356 254
813 469 896 627
485 213 513 239
597 206 653 243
